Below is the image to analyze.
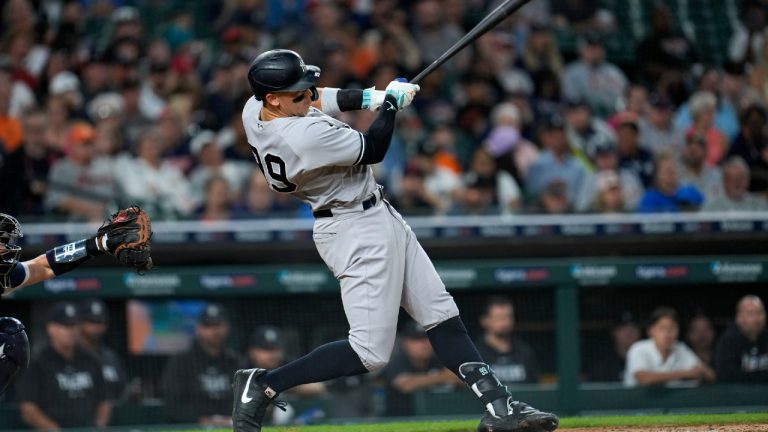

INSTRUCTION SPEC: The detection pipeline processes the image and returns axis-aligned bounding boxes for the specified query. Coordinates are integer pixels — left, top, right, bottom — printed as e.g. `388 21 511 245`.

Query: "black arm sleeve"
337 89 364 112
359 94 398 165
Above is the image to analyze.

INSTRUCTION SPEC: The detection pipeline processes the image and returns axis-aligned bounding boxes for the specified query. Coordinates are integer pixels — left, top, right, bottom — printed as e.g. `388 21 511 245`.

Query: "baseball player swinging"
233 49 558 432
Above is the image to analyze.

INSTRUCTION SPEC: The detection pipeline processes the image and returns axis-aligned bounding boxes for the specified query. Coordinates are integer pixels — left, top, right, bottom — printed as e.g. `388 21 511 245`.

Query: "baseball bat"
409 0 534 84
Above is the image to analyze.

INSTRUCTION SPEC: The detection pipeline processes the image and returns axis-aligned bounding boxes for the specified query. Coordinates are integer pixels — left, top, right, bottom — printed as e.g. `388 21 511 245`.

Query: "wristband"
45 237 102 276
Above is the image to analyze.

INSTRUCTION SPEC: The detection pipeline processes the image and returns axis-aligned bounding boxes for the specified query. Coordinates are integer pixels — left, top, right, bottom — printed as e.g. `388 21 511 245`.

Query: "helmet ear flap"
310 86 319 102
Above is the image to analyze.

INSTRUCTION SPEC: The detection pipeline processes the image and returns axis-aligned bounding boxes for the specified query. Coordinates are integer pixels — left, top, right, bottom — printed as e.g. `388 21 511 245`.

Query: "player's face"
648 316 678 352
481 304 514 338
275 89 312 117
196 322 229 348
737 299 766 339
249 347 284 369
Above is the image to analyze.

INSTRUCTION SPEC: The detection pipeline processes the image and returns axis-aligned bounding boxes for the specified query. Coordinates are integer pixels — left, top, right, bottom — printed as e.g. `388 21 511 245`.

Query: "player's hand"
385 80 420 111
362 87 387 111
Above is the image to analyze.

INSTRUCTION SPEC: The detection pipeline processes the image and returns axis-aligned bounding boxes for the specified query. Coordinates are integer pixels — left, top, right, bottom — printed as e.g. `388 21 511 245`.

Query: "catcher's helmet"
247 49 321 101
0 317 29 395
0 214 22 292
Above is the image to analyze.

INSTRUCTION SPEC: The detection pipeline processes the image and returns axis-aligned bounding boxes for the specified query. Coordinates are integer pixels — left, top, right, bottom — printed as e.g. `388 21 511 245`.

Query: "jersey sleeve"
292 119 365 170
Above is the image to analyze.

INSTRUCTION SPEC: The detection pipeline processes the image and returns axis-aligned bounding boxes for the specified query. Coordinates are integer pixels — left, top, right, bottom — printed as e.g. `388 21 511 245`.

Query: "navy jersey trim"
354 132 365 166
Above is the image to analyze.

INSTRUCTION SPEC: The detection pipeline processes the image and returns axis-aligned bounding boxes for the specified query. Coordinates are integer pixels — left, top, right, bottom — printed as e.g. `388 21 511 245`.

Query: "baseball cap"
48 301 79 325
400 320 427 339
649 93 673 110
198 302 228 326
112 6 140 24
80 299 108 323
542 114 566 130
49 71 80 96
614 111 639 131
595 170 621 192
68 122 95 146
250 325 283 349
190 130 218 156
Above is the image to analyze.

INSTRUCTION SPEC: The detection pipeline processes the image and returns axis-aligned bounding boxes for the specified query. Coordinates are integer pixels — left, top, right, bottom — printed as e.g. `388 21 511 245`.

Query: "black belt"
313 193 378 218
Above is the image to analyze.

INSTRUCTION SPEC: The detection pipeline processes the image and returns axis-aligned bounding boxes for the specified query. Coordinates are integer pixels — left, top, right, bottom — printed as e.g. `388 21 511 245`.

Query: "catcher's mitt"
97 206 153 273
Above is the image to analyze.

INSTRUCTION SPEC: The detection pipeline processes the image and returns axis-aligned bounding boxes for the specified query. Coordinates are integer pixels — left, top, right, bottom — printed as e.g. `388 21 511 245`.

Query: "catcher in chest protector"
0 206 153 298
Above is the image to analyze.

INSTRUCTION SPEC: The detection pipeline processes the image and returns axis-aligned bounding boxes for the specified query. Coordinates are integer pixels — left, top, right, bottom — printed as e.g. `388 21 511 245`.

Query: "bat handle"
396 77 407 83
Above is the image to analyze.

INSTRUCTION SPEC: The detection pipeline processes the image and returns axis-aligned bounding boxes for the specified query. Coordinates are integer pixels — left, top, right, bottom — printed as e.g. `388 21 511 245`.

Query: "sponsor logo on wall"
635 265 689 281
494 268 550 284
570 265 618 285
124 273 181 295
44 278 102 294
710 261 764 282
200 274 257 290
277 270 329 292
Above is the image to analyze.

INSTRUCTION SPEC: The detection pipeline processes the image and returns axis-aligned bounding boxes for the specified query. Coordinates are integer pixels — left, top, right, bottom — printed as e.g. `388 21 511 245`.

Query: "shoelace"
272 399 288 412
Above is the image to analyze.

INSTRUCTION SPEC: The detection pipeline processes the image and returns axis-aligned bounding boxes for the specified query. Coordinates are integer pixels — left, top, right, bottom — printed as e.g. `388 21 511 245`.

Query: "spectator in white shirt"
624 306 715 387
115 128 195 219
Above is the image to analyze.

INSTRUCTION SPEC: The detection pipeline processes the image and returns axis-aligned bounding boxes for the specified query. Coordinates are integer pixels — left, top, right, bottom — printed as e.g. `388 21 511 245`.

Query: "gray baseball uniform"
242 97 459 371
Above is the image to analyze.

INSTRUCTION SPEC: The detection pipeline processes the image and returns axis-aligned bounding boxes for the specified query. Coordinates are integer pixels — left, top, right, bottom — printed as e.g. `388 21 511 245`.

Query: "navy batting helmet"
0 317 29 395
247 49 321 101
0 214 22 292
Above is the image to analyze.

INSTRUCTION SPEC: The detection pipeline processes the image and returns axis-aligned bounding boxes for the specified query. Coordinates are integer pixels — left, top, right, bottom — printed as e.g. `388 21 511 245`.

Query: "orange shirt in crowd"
0 116 23 153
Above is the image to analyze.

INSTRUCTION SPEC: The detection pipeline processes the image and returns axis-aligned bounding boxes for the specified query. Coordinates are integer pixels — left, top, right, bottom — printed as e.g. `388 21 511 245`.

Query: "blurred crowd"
5 294 766 428
3 0 768 221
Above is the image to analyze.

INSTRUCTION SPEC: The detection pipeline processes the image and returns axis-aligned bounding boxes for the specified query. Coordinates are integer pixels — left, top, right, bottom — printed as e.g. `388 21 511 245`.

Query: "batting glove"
362 87 387 111
385 80 420 111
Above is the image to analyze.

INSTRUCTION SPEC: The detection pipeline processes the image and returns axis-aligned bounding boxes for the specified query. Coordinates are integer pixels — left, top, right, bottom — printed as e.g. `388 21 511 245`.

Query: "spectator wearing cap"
727 104 768 192
402 141 462 215
561 32 628 117
44 122 118 221
564 98 616 163
590 170 625 214
526 115 591 212
586 311 641 382
160 303 245 426
703 157 768 212
583 134 644 212
678 130 724 202
0 109 61 216
188 130 250 207
382 319 460 417
637 151 704 213
475 297 539 386
457 148 522 215
49 71 84 117
17 302 111 429
115 127 195 219
635 2 698 88
614 111 655 188
638 93 685 156
202 54 244 131
624 306 715 387
248 325 326 398
78 299 129 403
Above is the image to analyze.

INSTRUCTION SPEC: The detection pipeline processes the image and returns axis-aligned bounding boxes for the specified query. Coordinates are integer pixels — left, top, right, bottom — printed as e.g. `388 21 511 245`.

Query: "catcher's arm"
1 235 105 296
2 207 153 296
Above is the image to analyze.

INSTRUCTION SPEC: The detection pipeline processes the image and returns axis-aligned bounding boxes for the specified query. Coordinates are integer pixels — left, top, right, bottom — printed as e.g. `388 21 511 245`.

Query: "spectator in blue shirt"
637 152 704 213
